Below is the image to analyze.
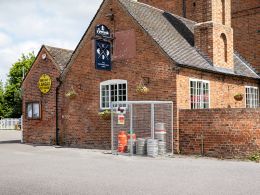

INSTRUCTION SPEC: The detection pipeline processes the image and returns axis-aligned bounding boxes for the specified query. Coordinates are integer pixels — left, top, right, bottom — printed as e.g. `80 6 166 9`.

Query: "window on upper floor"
100 80 127 110
190 79 210 109
245 86 259 108
26 102 41 119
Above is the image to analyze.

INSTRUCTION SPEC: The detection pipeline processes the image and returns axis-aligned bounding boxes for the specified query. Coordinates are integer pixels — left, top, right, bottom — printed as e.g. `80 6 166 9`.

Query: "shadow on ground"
0 140 21 144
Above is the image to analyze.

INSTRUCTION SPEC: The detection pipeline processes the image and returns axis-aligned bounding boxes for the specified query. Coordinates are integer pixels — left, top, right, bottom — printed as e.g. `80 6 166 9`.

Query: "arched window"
100 79 127 109
221 0 225 25
220 33 227 62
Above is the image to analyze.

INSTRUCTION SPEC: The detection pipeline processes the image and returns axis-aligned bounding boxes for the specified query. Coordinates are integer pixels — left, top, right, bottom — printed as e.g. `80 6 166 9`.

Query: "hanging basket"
234 93 243 101
65 87 77 99
98 110 111 120
136 80 150 95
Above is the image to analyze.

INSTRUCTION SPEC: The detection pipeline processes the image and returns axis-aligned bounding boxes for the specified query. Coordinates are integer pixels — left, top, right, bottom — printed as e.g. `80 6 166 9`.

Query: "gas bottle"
118 131 127 152
127 130 137 153
127 131 136 141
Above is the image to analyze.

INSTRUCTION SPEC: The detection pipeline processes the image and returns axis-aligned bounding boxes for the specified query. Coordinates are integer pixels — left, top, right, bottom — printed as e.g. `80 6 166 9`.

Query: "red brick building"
22 45 72 144
139 0 260 74
22 0 260 158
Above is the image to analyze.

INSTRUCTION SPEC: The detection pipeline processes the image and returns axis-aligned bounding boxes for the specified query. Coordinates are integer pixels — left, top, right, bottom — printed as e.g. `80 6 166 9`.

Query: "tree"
3 52 35 118
0 80 4 118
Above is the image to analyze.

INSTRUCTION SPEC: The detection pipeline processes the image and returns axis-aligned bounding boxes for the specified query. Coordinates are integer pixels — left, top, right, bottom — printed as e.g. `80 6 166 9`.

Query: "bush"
248 153 260 163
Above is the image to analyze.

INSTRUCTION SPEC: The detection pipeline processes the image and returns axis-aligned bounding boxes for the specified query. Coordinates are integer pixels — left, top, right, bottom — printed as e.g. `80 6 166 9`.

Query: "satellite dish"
42 54 47 60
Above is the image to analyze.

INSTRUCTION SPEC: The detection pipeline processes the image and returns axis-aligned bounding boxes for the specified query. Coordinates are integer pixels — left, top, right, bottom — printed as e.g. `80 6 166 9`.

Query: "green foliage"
98 110 111 120
2 52 35 118
248 153 260 163
0 81 4 118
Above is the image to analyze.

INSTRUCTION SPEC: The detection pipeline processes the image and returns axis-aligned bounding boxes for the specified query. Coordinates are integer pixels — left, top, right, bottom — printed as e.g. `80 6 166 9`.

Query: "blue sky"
0 0 103 84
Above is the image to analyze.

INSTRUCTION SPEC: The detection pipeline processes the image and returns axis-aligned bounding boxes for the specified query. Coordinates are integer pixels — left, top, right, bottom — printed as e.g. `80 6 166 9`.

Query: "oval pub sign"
38 74 52 94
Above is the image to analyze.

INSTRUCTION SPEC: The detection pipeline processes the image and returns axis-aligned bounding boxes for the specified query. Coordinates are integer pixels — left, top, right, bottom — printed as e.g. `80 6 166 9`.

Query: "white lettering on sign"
96 24 110 37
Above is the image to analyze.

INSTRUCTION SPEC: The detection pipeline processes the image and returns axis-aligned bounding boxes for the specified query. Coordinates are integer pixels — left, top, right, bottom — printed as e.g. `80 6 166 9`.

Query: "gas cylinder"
127 132 136 141
127 131 137 153
118 131 127 152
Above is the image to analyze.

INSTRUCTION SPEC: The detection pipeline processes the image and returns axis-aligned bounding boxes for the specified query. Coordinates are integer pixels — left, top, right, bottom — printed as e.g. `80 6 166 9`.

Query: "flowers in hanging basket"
65 87 77 98
136 81 149 95
98 110 111 120
234 93 243 101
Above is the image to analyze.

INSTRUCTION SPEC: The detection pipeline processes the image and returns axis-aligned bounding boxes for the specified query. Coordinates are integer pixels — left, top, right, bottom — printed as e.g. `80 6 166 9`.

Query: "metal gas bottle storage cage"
111 101 173 157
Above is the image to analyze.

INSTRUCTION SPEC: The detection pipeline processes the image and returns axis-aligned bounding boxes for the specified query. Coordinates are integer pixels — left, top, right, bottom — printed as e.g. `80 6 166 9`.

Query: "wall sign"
95 24 110 38
38 74 52 94
118 115 125 125
95 40 111 71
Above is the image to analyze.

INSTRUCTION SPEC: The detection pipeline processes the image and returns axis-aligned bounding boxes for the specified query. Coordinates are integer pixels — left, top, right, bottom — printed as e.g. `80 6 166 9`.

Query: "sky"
0 0 103 84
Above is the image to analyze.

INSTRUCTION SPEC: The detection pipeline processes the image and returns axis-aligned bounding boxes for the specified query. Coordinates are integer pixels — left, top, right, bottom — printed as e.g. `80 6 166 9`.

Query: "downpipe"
183 0 186 18
201 131 204 156
55 77 62 146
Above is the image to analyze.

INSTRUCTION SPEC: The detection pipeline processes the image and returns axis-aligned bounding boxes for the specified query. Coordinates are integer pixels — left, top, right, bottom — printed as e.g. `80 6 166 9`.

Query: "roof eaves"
234 51 260 78
123 0 259 80
176 62 260 80
44 45 74 72
118 0 180 68
43 45 64 72
21 45 44 87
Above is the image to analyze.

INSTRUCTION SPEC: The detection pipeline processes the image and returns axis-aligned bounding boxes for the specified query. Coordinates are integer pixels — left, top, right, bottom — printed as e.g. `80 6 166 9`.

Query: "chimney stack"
194 0 234 70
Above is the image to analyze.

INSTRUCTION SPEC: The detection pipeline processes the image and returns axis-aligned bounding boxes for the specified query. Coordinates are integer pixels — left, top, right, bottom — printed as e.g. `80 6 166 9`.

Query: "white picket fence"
0 118 21 130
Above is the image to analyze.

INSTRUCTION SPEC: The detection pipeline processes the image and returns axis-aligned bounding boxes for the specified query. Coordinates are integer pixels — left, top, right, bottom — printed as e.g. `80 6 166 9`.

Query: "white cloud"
0 41 41 82
0 0 103 84
0 32 12 46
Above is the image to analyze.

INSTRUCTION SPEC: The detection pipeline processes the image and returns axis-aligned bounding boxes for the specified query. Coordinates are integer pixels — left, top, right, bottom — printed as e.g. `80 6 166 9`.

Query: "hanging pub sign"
95 40 111 71
38 74 52 94
95 24 110 38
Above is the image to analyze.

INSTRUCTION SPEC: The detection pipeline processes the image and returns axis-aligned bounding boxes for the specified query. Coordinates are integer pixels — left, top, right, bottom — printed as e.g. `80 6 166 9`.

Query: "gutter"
176 63 260 81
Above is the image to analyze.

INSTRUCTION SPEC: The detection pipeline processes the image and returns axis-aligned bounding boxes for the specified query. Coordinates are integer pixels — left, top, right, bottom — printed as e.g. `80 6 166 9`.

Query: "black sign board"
95 24 110 38
95 40 111 71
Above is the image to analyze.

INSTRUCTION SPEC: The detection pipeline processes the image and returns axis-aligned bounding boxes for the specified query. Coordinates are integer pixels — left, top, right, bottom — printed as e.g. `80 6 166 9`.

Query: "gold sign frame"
38 74 52 94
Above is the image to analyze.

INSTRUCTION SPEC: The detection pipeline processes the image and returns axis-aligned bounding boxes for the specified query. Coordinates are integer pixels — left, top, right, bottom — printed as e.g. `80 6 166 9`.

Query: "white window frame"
26 102 41 119
245 86 259 108
189 78 210 109
100 79 128 110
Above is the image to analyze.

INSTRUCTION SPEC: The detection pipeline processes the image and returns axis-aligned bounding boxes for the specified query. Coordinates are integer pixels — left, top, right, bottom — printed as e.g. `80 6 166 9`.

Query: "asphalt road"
0 130 259 195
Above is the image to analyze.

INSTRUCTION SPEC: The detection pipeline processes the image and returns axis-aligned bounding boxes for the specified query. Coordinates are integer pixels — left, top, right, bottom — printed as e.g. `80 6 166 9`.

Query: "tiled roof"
44 45 73 72
119 0 259 79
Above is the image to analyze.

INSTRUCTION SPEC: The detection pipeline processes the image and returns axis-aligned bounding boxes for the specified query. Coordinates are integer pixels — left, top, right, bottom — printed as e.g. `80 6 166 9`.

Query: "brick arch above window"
100 79 127 86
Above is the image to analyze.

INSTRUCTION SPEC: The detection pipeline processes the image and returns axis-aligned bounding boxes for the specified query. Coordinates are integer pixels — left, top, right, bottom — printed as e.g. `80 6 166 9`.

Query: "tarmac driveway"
0 130 259 195
0 129 21 142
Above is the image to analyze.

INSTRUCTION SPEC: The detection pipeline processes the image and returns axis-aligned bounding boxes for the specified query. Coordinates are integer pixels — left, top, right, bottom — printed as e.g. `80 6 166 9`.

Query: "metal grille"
111 101 173 156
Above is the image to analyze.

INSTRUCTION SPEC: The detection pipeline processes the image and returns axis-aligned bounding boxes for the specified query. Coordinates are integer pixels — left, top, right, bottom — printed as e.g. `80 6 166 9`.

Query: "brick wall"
193 0 234 70
179 108 260 158
232 1 260 74
139 0 259 73
194 22 234 70
22 0 259 153
22 47 60 144
60 0 177 149
188 0 259 72
60 0 258 151
176 68 259 109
